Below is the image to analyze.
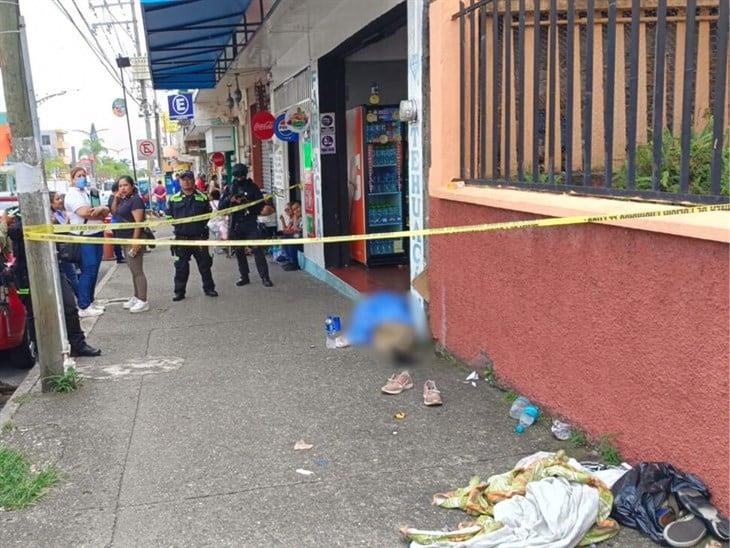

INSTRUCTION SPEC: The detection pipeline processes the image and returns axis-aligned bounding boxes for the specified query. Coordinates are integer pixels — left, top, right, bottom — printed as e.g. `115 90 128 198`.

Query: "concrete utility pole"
0 1 68 390
91 0 155 177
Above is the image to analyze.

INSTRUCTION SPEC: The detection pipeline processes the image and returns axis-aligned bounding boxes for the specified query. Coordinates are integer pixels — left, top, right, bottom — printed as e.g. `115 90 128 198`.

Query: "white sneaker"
129 300 149 314
79 306 104 318
123 297 139 310
92 301 106 310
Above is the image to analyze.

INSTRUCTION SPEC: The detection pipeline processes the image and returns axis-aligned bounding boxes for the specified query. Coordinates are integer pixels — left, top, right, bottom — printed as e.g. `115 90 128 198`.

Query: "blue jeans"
78 232 104 309
59 261 79 297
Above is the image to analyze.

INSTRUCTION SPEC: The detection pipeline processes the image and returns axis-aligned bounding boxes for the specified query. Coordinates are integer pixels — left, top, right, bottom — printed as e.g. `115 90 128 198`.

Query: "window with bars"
455 0 729 203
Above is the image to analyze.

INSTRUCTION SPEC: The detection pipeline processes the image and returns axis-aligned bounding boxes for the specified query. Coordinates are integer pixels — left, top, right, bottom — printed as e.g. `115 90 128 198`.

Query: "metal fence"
454 0 729 204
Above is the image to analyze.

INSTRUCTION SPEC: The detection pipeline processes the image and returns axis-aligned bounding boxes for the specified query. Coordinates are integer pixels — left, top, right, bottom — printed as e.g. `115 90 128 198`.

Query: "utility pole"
129 0 154 179
0 1 68 390
91 0 155 178
153 100 164 178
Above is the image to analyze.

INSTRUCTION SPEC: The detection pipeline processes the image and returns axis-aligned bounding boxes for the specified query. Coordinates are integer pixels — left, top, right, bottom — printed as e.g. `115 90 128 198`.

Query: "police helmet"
231 163 248 178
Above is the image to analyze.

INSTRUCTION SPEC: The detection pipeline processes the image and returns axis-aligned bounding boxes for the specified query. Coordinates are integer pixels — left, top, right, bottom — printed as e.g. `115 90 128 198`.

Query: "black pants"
173 241 215 296
232 226 270 281
20 274 86 351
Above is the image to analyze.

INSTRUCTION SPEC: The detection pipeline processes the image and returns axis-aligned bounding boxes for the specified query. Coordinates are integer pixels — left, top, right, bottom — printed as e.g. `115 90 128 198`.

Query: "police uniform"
5 211 99 357
219 164 273 287
168 188 217 300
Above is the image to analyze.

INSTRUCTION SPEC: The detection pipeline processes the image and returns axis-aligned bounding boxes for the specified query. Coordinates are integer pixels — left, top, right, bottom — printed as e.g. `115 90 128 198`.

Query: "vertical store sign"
309 68 324 247
320 112 336 155
303 141 316 238
407 0 427 320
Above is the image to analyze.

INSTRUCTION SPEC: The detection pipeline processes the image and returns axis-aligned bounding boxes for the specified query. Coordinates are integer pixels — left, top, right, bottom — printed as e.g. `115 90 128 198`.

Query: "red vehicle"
0 258 34 368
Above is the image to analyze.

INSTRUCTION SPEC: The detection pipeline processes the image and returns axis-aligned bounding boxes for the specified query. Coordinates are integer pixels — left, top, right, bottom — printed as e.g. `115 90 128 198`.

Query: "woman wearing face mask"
50 191 79 296
110 176 149 313
64 167 110 317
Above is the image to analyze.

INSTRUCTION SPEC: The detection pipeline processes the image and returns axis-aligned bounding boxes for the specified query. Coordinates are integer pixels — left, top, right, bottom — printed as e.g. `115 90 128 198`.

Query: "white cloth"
258 212 277 227
64 187 100 234
412 477 600 548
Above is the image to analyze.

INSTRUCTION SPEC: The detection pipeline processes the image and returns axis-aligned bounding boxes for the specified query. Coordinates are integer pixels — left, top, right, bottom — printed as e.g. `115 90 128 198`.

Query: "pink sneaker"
381 371 414 395
423 380 443 406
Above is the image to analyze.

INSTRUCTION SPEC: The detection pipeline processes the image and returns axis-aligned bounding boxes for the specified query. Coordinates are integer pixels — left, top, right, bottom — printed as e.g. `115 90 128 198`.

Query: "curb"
0 263 119 428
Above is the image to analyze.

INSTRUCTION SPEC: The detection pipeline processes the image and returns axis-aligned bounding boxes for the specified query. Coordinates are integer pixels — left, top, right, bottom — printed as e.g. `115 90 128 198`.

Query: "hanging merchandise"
112 98 126 117
274 113 298 143
284 105 310 133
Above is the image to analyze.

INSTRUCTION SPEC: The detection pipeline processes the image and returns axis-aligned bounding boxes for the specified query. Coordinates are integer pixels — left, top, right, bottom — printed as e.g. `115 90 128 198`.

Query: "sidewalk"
0 245 653 546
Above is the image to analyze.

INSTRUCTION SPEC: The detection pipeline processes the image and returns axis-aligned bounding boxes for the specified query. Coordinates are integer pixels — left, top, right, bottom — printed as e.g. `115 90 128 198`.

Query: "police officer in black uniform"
219 163 273 287
168 171 218 301
3 207 101 357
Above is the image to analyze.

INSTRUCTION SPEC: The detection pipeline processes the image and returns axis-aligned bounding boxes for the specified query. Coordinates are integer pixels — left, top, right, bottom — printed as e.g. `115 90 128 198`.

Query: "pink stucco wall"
428 197 730 511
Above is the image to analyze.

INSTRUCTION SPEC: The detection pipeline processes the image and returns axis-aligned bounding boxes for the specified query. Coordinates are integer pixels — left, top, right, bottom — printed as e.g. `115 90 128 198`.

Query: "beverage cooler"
346 105 408 267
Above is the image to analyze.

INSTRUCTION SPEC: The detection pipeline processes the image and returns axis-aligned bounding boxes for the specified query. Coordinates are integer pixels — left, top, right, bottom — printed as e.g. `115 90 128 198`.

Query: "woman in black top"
110 176 149 313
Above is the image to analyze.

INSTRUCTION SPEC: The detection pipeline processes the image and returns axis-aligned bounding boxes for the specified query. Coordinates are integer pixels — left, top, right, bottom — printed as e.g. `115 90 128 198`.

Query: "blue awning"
141 0 253 90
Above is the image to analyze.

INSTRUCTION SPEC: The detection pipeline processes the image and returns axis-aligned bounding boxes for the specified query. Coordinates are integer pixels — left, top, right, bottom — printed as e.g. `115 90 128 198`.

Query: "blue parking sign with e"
167 93 194 120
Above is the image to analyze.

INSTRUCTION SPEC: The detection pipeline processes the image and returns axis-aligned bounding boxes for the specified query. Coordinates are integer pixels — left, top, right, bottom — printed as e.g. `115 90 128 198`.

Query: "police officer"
3 207 101 357
219 163 273 287
168 171 218 301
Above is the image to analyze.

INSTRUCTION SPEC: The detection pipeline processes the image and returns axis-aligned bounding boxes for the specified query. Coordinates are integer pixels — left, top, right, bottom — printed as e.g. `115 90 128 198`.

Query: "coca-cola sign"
251 111 275 141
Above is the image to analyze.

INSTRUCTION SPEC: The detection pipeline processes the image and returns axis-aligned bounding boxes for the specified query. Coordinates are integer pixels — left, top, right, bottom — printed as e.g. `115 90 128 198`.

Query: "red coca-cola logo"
251 112 275 140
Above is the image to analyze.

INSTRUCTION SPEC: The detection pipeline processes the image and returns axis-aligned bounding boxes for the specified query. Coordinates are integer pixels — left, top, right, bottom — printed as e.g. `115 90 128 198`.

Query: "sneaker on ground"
129 300 150 314
123 297 139 310
423 380 443 406
79 306 104 318
381 371 414 395
92 302 106 310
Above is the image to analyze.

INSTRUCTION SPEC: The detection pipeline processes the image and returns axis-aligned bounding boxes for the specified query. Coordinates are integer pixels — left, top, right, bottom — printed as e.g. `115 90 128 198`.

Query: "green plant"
503 391 518 404
0 446 59 510
569 430 589 448
1 421 13 433
597 435 622 466
47 368 82 393
613 117 730 196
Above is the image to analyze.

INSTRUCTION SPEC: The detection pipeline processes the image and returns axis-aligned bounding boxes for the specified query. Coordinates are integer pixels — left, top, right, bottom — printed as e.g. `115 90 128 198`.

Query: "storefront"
142 0 429 308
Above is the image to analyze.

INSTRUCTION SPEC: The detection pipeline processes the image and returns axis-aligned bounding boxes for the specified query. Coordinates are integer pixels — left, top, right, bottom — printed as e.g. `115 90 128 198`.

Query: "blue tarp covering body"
141 0 252 89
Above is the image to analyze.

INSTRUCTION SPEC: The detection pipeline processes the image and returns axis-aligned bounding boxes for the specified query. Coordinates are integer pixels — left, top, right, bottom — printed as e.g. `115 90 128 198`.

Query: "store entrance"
318 3 409 294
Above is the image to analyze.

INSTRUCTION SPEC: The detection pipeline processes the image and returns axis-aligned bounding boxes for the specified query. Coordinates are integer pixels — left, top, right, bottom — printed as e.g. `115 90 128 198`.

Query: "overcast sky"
0 0 158 165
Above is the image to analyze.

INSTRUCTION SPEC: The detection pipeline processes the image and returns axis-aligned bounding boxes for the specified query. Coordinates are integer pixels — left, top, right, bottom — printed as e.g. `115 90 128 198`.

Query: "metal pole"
154 99 164 177
119 64 138 181
129 0 154 179
0 3 68 390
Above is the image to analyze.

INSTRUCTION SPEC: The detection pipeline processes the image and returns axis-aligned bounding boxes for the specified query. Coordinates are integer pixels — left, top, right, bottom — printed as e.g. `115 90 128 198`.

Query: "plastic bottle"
509 396 531 419
325 316 340 349
515 405 540 434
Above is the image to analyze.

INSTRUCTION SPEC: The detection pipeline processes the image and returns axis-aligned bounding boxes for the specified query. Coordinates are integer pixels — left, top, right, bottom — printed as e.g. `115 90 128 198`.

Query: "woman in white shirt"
64 167 110 317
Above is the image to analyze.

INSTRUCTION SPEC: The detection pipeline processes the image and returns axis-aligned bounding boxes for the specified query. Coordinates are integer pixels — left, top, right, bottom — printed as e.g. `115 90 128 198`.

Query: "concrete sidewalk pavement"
0 245 653 546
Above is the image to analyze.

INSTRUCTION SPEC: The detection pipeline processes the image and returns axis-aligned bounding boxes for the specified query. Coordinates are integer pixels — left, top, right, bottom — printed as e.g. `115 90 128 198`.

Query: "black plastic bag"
611 462 710 544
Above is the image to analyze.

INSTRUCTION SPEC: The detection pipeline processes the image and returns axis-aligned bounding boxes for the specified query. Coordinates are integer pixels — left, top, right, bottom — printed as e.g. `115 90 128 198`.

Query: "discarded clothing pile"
402 451 621 547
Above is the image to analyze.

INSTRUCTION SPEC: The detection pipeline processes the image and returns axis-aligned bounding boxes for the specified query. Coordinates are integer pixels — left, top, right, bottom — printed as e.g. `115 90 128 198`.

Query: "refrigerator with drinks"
346 105 408 267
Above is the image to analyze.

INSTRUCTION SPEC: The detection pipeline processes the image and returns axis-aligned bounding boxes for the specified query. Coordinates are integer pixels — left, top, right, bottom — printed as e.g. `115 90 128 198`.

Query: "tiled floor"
329 263 411 294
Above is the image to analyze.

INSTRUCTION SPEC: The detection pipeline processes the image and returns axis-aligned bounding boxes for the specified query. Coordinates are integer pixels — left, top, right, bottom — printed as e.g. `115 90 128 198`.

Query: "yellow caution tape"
22 203 729 247
24 183 303 234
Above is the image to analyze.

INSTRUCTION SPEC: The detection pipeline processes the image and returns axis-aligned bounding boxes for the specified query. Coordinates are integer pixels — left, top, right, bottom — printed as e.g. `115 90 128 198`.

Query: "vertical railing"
453 0 730 204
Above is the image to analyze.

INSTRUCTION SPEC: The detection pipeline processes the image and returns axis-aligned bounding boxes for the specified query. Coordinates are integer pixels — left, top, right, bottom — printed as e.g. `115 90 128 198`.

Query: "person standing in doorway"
111 176 149 313
65 167 109 318
153 180 167 218
172 173 181 194
219 163 273 287
168 171 218 301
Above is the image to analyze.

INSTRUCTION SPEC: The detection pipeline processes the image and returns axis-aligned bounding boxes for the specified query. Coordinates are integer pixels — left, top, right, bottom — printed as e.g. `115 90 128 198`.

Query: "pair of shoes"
123 296 139 309
672 489 730 543
381 371 443 406
70 343 102 357
129 300 149 313
262 278 274 287
172 293 185 302
79 306 103 318
91 302 106 311
236 277 250 286
204 290 219 297
282 262 299 271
